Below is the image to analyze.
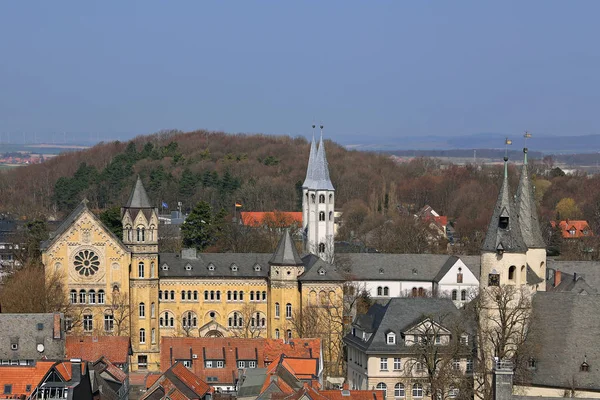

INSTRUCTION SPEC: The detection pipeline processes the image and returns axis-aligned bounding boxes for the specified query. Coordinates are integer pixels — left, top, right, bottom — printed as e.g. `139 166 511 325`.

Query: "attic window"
185 264 192 271
162 264 169 271
10 343 18 351
254 264 261 272
208 264 215 271
379 268 384 274
527 358 537 370
318 268 326 276
386 332 396 345
581 362 589 372
499 216 509 229
37 323 44 331
231 264 238 272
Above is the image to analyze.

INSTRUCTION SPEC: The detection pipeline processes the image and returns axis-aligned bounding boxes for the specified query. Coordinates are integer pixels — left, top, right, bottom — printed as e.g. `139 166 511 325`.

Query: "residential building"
344 298 473 400
0 313 65 365
66 335 132 371
550 220 594 238
90 356 130 400
141 361 212 400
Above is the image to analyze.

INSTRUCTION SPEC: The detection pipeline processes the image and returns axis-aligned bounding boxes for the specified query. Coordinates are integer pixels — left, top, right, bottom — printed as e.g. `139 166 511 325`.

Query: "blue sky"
1 1 599 145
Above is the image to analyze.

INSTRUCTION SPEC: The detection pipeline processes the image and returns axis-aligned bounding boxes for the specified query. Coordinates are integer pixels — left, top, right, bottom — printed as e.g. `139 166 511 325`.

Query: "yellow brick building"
43 136 344 372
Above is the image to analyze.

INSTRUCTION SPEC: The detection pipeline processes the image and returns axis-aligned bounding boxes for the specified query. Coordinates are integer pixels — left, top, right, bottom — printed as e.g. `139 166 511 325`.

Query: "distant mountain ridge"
343 133 600 154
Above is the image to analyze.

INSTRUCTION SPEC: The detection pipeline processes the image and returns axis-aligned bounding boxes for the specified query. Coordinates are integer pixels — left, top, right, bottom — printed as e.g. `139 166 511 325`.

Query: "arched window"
275 303 280 318
386 332 396 345
181 291 186 301
88 290 96 304
79 290 86 304
329 211 333 221
138 262 144 278
452 290 458 300
141 228 145 241
150 262 155 278
216 291 221 300
204 291 209 301
228 312 243 327
376 383 387 397
318 243 325 253
98 290 105 304
139 302 145 318
418 287 425 297
193 290 198 301
395 383 405 398
275 329 280 339
151 328 156 344
210 290 215 300
287 329 292 339
319 194 325 203
311 194 316 203
262 291 267 301
250 291 254 301
126 227 132 242
187 290 192 300
160 312 174 327
183 311 197 328
151 302 155 318
521 265 526 282
329 193 333 203
319 211 325 221
412 383 423 398
170 290 175 300
377 287 383 296
137 228 141 242
509 265 516 281
412 287 418 297
139 329 146 344
461 290 467 301
240 291 244 301
158 291 163 300
286 303 292 318
383 287 389 296
70 290 77 304
227 291 232 301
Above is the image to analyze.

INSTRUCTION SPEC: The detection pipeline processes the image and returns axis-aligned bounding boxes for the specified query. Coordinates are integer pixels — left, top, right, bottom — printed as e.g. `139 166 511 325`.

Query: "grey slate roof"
298 253 344 282
305 135 334 191
515 151 546 249
0 313 65 360
523 292 600 390
526 265 544 285
269 229 304 266
344 297 462 354
482 160 527 253
237 368 268 398
126 176 152 208
159 252 272 279
547 260 600 292
302 135 318 188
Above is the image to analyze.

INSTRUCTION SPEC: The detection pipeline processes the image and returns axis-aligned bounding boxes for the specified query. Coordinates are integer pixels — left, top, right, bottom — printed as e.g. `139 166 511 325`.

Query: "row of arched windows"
124 226 156 243
308 193 334 204
451 289 468 301
138 302 156 318
411 287 427 297
181 290 199 301
137 261 155 278
249 291 267 301
227 290 244 301
274 302 293 318
70 289 105 304
376 286 389 296
318 211 334 221
139 328 156 344
274 328 293 340
159 290 175 301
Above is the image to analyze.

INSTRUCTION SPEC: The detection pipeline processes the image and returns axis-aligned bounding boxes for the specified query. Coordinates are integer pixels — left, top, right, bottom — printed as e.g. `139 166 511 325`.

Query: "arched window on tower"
311 194 316 203
319 212 325 221
461 290 467 301
329 193 333 204
141 228 145 242
138 262 144 278
150 262 155 278
318 243 325 253
377 286 383 296
452 290 458 300
137 228 141 242
329 211 333 221
319 194 325 203
521 265 526 282
508 266 516 281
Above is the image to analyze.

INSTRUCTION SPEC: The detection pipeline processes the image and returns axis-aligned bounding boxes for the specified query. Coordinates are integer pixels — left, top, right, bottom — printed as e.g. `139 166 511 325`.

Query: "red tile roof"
66 335 131 365
141 362 211 400
319 389 385 400
0 361 55 399
264 338 321 364
145 373 161 389
240 212 303 228
282 358 319 380
551 220 594 238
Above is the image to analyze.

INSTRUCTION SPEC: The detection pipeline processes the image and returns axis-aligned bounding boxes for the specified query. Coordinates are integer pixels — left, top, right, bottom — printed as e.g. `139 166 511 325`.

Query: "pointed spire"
270 229 304 266
310 125 335 191
515 148 546 248
482 157 527 253
126 176 152 208
302 125 318 188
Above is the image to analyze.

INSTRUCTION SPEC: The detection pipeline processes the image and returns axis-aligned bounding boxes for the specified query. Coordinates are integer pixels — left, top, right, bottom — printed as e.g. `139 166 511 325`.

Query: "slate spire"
515 148 546 249
270 228 304 266
126 175 152 208
302 126 318 188
482 157 527 253
311 126 335 191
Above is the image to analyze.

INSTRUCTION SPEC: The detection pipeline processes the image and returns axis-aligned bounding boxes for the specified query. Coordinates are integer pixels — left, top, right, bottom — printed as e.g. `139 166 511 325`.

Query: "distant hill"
0 129 401 219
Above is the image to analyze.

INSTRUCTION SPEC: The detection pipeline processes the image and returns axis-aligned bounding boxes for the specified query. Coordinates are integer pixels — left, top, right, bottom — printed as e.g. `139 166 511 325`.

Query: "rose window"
74 250 100 276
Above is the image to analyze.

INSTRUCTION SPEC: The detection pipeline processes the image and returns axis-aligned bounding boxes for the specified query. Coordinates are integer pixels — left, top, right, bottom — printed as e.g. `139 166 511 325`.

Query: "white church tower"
302 125 335 261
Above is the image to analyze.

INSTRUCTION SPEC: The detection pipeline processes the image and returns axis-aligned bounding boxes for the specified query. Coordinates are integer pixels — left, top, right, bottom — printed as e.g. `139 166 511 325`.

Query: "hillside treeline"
1 129 600 258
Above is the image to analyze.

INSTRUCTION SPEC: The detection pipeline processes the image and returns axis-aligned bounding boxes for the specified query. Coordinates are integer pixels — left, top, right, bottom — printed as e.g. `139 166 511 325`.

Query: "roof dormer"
184 263 192 271
230 263 238 272
207 263 215 271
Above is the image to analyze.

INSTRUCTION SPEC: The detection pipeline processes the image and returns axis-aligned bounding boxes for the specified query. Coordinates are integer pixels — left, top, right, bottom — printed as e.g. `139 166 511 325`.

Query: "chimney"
492 359 513 400
574 272 578 282
181 248 197 260
554 270 562 287
342 383 349 390
70 359 82 384
53 313 61 339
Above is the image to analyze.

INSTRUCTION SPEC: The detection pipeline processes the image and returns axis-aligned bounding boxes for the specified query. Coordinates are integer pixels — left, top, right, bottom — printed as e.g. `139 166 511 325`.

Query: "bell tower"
121 176 160 371
302 125 335 261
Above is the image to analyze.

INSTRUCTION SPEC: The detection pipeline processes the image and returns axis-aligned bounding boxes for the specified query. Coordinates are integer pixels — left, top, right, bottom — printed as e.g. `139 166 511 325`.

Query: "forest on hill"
1 128 600 258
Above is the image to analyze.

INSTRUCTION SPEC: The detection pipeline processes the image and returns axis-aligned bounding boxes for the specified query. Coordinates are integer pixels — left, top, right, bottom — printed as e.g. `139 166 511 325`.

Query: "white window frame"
380 357 388 371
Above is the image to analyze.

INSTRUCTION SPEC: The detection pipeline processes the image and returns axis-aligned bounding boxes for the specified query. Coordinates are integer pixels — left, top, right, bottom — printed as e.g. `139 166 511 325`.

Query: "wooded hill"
2 128 600 258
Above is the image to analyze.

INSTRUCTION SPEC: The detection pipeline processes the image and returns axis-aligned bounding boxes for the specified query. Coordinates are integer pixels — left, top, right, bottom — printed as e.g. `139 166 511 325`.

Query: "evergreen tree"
99 206 123 238
179 168 198 198
181 201 225 251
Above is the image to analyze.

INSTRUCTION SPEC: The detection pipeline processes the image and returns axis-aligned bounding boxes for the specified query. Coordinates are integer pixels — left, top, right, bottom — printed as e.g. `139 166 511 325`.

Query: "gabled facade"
141 361 212 400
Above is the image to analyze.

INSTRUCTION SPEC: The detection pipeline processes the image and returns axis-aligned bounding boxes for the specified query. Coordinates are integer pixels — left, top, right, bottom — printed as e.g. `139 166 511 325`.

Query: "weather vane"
504 137 513 159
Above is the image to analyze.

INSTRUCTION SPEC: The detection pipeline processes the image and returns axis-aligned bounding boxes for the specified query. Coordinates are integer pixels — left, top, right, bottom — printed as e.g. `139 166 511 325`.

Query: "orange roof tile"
0 361 55 398
282 358 319 379
145 373 161 389
170 363 211 396
551 220 594 238
319 389 385 400
142 362 211 400
264 338 321 363
66 336 131 365
240 212 302 228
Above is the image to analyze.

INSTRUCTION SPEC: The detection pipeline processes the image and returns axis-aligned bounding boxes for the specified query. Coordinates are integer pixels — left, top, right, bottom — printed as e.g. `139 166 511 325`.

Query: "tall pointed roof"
482 157 527 253
302 132 318 188
126 176 152 208
270 229 304 266
309 132 335 191
515 148 546 249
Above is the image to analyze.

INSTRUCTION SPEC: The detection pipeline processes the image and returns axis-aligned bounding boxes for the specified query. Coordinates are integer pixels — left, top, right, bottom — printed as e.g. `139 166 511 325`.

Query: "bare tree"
228 303 266 339
108 290 132 336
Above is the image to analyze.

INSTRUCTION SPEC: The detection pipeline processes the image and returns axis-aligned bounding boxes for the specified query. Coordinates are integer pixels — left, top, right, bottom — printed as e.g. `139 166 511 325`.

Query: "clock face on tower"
74 249 100 276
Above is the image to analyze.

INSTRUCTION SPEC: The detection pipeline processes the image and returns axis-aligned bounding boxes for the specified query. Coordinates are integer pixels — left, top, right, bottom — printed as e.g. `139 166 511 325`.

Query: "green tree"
99 206 123 238
179 168 198 198
555 197 581 220
181 201 225 251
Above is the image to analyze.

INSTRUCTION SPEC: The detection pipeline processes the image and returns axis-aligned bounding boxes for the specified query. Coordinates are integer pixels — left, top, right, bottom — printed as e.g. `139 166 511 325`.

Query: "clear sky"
1 1 599 145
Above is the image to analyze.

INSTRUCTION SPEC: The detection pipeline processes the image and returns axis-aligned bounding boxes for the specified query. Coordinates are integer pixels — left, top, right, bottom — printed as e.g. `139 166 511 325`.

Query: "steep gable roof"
302 134 318 188
126 175 153 208
310 135 335 191
515 149 546 249
0 361 56 398
142 362 211 400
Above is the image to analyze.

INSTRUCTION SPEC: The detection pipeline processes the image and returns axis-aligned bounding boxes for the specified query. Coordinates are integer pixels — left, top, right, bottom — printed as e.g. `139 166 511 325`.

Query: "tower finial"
504 156 509 178
320 124 324 142
523 131 531 165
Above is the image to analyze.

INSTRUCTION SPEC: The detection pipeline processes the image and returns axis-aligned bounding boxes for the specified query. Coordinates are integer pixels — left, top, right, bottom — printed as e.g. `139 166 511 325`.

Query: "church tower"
268 229 304 339
515 147 547 289
302 126 335 261
121 176 160 370
480 157 528 288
